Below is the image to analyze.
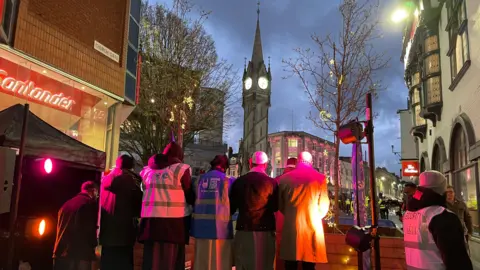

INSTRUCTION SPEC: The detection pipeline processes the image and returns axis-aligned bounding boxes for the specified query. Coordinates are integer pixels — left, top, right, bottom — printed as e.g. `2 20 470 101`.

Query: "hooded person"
191 155 235 270
138 142 195 270
229 151 278 270
99 155 143 270
403 170 472 270
277 152 329 270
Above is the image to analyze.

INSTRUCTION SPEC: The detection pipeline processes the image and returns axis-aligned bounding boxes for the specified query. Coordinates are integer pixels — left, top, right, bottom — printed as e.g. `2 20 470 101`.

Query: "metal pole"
6 104 29 270
355 142 363 268
366 93 381 269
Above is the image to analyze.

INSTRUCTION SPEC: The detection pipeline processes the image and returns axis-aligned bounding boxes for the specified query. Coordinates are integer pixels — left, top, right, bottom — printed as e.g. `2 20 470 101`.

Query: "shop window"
129 17 139 49
130 0 141 23
447 0 470 89
451 125 478 236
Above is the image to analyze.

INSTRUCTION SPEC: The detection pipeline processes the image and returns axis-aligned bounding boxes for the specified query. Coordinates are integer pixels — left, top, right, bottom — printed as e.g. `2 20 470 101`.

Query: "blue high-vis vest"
191 169 235 239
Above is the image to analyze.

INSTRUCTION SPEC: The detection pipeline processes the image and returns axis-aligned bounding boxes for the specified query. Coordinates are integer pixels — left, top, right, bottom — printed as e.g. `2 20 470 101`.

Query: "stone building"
399 1 480 265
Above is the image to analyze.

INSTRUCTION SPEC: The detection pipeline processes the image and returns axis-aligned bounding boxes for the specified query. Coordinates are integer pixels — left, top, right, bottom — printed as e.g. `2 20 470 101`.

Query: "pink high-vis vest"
403 206 446 270
140 163 192 218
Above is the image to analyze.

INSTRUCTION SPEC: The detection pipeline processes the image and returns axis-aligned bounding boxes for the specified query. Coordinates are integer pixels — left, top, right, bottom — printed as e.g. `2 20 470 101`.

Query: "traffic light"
338 121 365 144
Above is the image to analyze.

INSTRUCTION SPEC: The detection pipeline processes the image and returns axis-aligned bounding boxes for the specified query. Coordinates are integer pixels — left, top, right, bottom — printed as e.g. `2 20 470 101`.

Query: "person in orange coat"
274 158 297 270
277 152 329 270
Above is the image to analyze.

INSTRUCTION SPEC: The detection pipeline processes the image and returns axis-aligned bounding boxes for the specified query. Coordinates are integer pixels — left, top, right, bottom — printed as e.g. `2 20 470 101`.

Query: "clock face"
244 77 252 90
258 76 268 89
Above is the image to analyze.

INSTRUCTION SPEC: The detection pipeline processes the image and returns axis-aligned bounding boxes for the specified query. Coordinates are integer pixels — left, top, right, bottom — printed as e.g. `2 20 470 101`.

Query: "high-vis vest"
191 169 234 239
403 206 446 270
141 163 192 218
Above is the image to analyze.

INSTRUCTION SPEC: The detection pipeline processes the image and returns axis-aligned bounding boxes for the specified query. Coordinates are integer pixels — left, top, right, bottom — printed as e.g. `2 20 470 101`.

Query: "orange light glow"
38 219 46 236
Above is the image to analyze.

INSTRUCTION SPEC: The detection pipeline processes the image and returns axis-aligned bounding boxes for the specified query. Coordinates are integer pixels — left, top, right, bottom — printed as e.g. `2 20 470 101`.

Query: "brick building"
0 0 140 167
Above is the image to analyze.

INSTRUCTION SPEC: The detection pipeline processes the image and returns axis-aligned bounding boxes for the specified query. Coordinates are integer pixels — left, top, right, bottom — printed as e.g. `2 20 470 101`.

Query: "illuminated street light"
391 8 408 23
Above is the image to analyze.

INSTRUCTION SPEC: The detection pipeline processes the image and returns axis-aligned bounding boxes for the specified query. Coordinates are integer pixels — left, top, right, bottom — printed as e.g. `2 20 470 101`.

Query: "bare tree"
283 0 388 223
120 0 239 165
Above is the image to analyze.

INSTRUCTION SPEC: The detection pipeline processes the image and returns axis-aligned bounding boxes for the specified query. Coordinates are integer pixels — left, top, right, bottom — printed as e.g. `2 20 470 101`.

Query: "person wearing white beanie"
403 170 472 270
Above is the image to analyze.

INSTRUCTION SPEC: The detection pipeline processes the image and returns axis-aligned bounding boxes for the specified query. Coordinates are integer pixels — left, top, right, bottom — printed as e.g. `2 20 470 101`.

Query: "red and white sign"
402 160 420 177
0 56 100 116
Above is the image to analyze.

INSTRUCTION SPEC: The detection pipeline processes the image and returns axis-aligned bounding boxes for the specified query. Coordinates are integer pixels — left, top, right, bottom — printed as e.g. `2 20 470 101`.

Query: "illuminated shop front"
0 47 120 152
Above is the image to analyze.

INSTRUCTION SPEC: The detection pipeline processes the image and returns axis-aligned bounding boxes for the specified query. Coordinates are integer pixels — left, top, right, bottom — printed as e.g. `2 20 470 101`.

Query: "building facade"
268 131 335 177
375 167 401 199
240 5 272 174
0 0 140 168
400 0 480 264
398 108 420 182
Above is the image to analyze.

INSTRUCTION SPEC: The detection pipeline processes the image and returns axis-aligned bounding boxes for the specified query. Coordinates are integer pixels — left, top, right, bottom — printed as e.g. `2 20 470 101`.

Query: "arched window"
451 124 478 236
432 144 443 172
420 157 426 173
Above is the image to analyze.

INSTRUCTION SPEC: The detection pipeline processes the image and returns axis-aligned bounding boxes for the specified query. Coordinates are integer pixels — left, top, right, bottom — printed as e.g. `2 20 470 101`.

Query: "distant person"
229 151 278 270
278 152 329 270
53 181 99 270
99 155 143 270
446 185 472 245
191 155 235 270
403 171 472 270
138 142 195 270
399 182 416 222
274 157 297 269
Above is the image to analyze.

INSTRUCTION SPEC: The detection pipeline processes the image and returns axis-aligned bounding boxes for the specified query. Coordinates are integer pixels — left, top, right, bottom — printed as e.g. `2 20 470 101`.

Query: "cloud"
152 0 407 175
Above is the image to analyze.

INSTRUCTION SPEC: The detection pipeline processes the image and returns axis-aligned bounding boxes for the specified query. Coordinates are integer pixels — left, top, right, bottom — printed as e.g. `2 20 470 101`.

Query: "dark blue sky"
153 0 407 175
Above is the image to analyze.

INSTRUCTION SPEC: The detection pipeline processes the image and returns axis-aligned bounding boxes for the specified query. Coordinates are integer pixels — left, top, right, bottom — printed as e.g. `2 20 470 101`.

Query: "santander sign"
0 69 75 111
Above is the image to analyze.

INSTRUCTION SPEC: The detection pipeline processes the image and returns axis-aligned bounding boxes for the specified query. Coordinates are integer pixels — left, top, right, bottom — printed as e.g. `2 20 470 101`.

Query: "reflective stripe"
192 213 231 221
143 201 188 207
196 198 217 205
147 183 183 190
404 241 438 250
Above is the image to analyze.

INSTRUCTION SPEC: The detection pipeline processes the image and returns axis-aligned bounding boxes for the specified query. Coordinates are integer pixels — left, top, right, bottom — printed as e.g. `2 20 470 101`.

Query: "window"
451 125 479 236
125 73 136 102
447 0 470 87
127 46 138 76
432 144 443 173
129 17 140 49
130 0 141 22
288 138 298 147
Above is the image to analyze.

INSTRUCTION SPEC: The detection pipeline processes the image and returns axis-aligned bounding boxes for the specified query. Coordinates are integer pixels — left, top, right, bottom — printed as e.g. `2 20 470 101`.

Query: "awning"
0 104 106 169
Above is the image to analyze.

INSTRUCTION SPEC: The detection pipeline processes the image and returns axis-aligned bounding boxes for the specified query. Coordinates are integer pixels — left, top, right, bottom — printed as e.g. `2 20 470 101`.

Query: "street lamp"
391 8 408 23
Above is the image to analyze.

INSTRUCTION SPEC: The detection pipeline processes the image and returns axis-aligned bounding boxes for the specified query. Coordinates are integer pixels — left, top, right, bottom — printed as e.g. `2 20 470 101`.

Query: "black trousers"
101 246 134 270
285 260 315 270
53 258 91 270
142 241 185 270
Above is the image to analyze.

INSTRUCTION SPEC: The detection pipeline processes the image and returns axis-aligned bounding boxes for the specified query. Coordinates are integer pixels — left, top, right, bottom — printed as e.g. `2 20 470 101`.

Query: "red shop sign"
0 57 100 116
402 160 419 177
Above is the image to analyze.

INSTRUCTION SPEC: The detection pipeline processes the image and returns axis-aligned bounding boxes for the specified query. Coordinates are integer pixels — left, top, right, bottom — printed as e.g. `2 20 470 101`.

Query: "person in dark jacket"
446 185 473 244
229 151 278 270
53 181 99 270
403 171 472 270
138 142 195 270
99 155 143 270
399 182 416 222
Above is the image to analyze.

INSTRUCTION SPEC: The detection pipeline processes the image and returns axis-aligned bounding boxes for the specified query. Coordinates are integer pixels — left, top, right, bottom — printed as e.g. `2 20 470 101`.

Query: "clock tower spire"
240 0 272 175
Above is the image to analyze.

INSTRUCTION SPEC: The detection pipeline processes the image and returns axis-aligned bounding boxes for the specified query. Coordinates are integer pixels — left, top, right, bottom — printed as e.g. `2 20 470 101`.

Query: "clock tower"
240 2 272 175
